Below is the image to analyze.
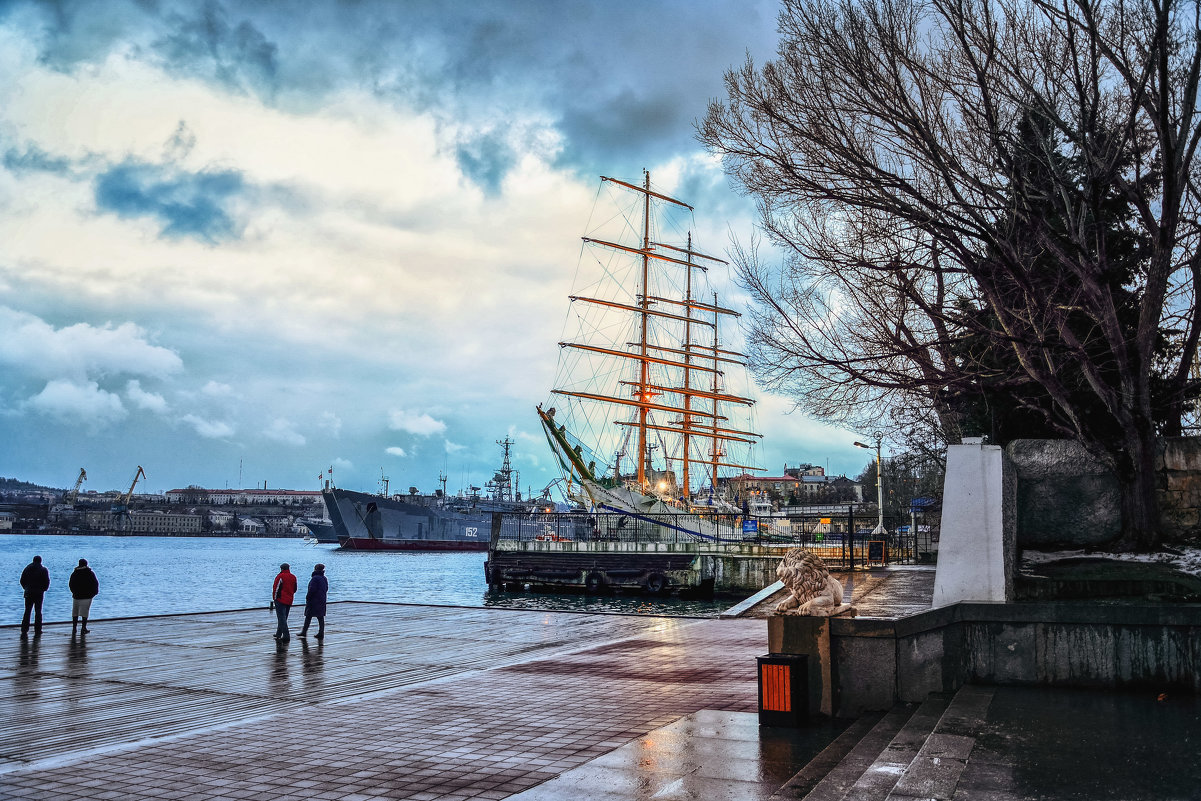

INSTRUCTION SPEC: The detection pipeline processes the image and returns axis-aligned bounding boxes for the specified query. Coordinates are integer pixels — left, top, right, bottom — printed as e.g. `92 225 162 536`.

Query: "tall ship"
326 438 537 551
537 172 763 536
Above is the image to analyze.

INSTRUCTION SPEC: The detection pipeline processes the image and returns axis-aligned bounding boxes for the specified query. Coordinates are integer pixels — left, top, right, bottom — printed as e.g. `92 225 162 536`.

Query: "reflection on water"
483 589 732 617
1 535 740 622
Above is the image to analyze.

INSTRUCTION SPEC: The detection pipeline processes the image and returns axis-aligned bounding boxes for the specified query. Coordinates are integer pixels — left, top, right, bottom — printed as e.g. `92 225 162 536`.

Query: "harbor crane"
64 468 87 505
111 465 146 515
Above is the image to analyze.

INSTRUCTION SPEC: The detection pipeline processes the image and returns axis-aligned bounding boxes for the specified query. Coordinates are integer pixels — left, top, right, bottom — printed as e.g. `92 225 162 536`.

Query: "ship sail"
539 172 762 516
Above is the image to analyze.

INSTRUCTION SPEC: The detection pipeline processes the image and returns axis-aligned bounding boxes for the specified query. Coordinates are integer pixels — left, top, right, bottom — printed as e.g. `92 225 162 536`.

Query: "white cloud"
444 440 466 454
126 379 168 413
320 411 342 436
181 413 234 439
263 418 305 446
0 306 182 382
385 446 406 457
201 381 234 397
25 379 127 427
389 409 447 436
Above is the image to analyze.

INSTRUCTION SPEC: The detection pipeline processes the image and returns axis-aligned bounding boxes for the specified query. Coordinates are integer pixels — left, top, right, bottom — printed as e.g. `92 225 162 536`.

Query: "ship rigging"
540 172 762 513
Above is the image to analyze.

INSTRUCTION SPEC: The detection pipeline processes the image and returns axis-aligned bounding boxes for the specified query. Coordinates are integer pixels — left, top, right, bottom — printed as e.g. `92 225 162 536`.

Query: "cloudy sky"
0 0 873 497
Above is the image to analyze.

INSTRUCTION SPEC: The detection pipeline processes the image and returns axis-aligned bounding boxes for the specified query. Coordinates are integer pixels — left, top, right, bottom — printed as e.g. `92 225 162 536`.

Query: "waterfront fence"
494 507 938 568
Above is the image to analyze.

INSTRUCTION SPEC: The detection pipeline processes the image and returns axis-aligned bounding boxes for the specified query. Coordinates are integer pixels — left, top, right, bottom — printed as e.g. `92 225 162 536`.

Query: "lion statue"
774 547 857 617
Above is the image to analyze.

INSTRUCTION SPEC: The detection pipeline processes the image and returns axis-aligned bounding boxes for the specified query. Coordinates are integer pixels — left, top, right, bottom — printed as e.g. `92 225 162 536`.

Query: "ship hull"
324 488 493 552
338 536 487 552
300 519 339 543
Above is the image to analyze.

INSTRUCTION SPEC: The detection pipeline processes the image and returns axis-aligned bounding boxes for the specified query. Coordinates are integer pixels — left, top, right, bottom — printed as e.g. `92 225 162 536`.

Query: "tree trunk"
1113 429 1161 553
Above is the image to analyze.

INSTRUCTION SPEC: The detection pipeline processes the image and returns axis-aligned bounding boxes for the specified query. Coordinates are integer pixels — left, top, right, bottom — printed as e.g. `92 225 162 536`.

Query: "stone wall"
1159 437 1201 537
770 603 1201 717
1005 437 1201 547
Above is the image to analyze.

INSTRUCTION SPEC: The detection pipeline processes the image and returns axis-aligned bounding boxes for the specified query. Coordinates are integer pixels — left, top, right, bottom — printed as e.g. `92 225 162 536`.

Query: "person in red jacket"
271 563 297 641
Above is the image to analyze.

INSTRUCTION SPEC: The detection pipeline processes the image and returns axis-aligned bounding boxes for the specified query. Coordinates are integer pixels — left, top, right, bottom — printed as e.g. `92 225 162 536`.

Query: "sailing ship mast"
549 171 762 506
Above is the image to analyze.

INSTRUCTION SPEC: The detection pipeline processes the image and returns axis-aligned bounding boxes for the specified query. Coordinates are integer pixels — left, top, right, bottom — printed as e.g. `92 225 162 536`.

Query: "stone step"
768 712 884 800
786 702 923 801
887 685 995 801
774 686 997 801
841 694 953 801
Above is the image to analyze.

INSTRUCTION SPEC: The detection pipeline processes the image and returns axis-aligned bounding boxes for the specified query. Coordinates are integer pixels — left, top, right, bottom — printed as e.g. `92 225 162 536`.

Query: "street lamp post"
853 434 885 536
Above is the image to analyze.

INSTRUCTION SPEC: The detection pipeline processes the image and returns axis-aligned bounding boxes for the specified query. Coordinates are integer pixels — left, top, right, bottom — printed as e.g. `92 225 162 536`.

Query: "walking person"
298 563 328 640
271 563 297 641
19 556 51 636
69 558 99 635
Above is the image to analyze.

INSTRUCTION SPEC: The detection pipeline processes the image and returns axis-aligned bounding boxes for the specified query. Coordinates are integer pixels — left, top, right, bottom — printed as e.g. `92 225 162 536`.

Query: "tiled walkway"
1 604 769 800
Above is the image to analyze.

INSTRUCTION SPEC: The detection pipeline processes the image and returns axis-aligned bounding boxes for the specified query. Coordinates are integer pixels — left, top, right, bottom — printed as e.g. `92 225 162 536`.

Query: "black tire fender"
644 573 667 594
585 571 605 592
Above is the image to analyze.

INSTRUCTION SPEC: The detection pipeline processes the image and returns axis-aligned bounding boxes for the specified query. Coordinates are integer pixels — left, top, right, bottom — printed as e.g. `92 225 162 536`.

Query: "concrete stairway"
771 685 996 801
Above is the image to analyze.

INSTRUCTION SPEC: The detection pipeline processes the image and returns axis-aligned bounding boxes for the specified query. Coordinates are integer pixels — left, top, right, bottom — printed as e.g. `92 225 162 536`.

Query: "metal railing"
494 511 744 546
493 508 937 568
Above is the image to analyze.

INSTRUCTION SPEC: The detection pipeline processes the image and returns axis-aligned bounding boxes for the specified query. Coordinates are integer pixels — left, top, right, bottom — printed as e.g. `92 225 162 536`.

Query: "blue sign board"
742 519 759 535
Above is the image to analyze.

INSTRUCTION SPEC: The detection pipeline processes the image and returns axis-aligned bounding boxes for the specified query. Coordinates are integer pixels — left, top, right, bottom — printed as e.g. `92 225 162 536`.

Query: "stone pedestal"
767 615 833 717
933 437 1016 607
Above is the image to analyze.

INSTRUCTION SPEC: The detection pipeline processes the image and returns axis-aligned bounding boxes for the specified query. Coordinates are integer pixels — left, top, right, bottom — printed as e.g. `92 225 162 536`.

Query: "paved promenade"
7 569 1195 800
2 603 807 800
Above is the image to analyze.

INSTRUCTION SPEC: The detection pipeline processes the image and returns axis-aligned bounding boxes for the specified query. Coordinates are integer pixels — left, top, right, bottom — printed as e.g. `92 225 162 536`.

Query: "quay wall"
770 603 1201 717
490 540 791 594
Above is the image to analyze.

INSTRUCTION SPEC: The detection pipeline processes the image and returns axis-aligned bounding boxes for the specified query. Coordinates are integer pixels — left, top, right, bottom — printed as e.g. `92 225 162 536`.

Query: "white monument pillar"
932 437 1016 607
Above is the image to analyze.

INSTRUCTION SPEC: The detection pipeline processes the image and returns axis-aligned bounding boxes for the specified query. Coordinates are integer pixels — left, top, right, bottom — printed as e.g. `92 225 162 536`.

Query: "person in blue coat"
298 564 328 640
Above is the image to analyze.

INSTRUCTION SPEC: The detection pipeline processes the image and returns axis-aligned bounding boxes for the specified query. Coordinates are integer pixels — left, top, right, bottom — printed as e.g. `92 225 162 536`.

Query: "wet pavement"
958 686 1201 801
1 603 773 800
3 573 1199 800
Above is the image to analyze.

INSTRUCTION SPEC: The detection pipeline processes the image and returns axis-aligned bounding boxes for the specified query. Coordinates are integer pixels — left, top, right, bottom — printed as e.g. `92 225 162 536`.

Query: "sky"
0 0 876 497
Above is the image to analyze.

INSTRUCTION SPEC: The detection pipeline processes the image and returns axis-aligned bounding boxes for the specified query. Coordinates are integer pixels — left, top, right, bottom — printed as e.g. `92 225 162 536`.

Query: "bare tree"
701 0 1201 551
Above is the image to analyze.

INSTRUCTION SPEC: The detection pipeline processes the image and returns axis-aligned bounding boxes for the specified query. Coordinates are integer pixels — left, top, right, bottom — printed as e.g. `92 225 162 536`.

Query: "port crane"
111 466 146 515
64 468 87 505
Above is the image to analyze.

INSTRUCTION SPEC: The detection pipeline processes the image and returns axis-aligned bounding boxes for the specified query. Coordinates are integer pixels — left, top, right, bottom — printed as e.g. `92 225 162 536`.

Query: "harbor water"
1 534 735 625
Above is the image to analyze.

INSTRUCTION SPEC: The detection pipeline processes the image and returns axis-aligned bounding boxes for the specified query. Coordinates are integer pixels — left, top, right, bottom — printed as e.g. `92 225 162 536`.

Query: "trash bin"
757 653 808 727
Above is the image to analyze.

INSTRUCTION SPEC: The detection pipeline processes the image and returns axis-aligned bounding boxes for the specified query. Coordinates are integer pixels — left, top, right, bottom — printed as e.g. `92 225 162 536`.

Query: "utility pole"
853 433 885 536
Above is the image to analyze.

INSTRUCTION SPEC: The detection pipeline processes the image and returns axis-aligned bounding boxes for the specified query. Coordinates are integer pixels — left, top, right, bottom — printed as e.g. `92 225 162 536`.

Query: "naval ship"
326 438 542 551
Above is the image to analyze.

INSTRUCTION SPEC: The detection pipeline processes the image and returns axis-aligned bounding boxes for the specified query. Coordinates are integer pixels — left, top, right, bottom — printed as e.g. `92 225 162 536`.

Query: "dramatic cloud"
25 379 127 428
3 143 73 175
389 410 447 437
153 3 280 100
181 413 234 439
0 307 183 382
126 380 169 413
0 0 869 494
94 160 246 242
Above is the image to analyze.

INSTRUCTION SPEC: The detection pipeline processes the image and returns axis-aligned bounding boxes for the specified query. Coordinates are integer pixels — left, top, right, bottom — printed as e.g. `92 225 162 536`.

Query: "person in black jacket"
19 555 51 636
298 564 328 640
68 558 99 635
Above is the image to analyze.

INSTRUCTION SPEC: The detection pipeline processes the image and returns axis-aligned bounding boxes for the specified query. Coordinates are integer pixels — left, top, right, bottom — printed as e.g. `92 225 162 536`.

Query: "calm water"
1 534 734 624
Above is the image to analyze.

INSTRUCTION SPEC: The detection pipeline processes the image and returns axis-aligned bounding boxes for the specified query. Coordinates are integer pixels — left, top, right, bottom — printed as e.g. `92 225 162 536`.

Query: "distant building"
127 511 204 535
784 463 826 477
165 487 323 506
0 511 13 530
722 469 863 509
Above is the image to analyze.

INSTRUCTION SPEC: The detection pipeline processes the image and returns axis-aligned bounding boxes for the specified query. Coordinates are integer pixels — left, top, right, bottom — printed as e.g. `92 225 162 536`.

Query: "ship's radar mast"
487 436 517 503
